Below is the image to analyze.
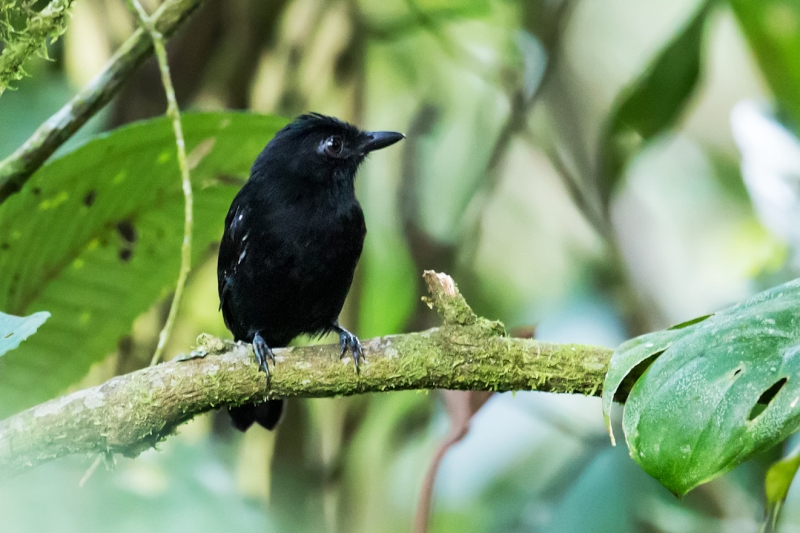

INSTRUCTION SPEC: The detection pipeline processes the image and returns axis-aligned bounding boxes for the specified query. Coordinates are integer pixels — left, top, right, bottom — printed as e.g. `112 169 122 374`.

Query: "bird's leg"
252 331 276 380
332 322 364 372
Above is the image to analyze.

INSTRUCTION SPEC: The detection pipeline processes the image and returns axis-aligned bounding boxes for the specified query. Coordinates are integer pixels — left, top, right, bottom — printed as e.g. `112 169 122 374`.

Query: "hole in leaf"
116 220 137 244
3 332 12 339
83 190 97 207
668 314 713 330
119 248 133 262
614 350 666 403
749 378 788 421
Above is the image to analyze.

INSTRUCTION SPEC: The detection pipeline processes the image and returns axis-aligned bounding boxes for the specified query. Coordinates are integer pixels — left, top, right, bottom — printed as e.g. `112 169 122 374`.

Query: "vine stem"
124 0 194 367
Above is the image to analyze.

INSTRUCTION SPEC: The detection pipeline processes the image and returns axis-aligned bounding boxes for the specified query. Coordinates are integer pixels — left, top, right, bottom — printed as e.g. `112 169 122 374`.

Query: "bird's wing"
217 196 251 331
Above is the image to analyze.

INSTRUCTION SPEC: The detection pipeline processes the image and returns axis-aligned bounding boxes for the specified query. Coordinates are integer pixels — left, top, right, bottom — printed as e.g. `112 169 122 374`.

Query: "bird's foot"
333 324 364 373
253 332 276 381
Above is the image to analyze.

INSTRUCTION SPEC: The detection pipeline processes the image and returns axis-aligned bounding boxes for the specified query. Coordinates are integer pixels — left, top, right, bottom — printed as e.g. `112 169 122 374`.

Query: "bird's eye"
324 136 343 156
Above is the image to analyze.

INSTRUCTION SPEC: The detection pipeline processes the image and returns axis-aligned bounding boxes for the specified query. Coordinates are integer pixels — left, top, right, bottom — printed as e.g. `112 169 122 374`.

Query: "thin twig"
483 0 576 183
414 390 492 533
542 138 613 243
78 454 103 487
414 430 465 533
124 0 193 366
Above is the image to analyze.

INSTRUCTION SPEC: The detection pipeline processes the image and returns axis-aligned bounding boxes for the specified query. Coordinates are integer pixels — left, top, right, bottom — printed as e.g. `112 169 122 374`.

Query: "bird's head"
252 113 404 191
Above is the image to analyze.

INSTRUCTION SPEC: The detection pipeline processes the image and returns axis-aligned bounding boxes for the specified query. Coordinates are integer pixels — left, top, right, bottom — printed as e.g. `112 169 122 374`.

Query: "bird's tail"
228 400 285 431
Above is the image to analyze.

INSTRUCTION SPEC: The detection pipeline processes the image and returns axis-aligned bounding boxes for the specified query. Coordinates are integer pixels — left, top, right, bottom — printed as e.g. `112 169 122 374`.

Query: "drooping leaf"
601 329 682 445
603 279 800 495
0 310 49 358
597 0 715 205
730 0 800 129
763 449 800 531
0 112 287 417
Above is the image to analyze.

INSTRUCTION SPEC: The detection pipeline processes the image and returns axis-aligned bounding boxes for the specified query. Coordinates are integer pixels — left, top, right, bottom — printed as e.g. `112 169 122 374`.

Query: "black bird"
217 113 404 431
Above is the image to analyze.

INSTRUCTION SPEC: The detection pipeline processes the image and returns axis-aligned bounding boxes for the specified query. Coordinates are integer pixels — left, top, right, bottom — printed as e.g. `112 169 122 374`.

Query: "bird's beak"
360 131 405 153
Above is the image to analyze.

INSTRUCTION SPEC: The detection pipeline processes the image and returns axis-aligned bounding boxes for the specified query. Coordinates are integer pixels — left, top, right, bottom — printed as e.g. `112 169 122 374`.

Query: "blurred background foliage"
3 0 800 531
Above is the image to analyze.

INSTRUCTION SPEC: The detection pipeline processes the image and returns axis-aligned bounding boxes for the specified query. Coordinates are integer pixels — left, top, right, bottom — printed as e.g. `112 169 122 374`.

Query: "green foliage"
730 0 800 129
597 0 715 205
0 112 287 417
0 310 49 357
603 279 800 496
362 0 491 37
764 450 800 531
411 0 490 18
0 1 35 43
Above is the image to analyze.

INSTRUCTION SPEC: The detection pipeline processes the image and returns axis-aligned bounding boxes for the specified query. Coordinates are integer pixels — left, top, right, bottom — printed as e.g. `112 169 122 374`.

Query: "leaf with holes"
0 311 49 358
597 0 714 205
0 112 288 417
602 279 800 496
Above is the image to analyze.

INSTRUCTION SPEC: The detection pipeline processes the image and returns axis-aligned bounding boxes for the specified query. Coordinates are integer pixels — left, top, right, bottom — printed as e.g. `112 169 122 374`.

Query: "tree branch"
0 272 613 478
0 0 209 202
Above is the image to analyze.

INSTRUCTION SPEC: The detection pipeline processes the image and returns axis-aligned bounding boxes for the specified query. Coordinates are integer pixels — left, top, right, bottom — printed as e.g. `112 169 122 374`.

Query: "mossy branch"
0 0 209 202
0 272 614 478
0 0 76 94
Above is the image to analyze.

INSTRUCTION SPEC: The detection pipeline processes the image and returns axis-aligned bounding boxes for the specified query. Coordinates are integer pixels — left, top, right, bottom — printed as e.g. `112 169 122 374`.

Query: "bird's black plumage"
217 113 404 431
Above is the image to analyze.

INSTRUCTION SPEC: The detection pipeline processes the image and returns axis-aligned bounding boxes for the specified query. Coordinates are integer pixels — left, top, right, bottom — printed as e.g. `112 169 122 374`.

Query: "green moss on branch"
0 0 76 94
0 272 614 477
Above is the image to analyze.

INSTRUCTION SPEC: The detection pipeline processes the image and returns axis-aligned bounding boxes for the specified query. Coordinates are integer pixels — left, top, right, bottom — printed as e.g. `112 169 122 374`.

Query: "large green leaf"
730 0 800 128
0 310 49 358
603 279 800 496
0 112 287 417
597 0 715 205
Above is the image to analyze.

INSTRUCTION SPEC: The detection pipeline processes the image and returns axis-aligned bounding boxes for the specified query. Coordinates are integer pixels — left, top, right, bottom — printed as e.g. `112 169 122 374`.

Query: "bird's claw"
253 332 275 382
337 327 365 373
